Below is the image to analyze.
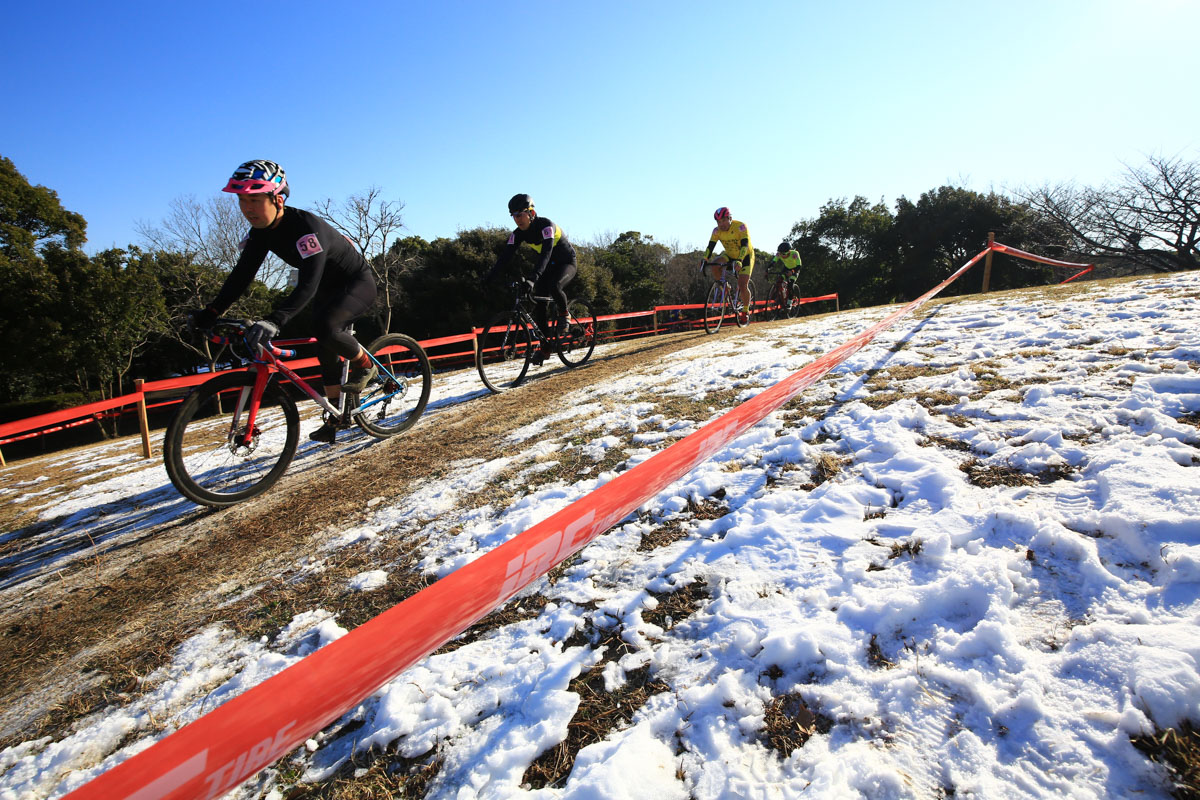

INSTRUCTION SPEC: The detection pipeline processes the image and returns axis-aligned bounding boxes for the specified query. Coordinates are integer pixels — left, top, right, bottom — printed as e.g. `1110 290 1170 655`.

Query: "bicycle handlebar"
203 318 296 360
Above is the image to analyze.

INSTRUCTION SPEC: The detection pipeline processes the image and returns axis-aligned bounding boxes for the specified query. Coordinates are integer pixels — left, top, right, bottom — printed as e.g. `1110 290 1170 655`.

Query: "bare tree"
1024 154 1199 274
136 194 290 288
314 187 409 332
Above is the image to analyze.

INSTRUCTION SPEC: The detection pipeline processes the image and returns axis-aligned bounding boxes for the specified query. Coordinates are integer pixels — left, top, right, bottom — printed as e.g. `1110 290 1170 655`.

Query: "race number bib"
296 233 323 259
541 225 555 240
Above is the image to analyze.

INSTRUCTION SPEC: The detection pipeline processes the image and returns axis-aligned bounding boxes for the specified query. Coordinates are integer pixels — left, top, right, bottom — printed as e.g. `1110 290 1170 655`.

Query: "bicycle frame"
508 283 557 343
206 328 397 448
704 261 743 309
770 272 793 301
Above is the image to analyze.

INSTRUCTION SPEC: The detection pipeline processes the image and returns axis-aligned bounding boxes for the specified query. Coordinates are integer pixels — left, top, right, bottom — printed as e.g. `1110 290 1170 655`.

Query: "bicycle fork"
228 369 273 451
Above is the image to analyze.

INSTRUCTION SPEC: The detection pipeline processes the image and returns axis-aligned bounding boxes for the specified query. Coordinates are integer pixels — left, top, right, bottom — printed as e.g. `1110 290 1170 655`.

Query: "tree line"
1 153 1196 421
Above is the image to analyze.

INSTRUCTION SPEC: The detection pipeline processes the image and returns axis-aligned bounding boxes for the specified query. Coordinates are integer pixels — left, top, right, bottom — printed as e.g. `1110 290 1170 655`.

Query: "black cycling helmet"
777 241 791 254
508 193 534 215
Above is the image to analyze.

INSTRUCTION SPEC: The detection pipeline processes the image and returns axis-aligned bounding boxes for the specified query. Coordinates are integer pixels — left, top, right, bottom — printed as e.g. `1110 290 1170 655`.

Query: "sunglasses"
228 181 273 192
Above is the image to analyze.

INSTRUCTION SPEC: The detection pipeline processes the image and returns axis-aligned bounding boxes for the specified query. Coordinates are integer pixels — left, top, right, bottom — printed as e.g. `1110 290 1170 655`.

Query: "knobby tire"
351 333 431 437
477 311 533 392
555 298 596 368
163 371 299 507
768 282 787 320
737 283 754 328
704 282 727 334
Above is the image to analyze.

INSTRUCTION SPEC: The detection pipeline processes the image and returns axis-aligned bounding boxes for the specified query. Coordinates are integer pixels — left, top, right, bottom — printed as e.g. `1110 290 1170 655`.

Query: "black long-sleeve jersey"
493 216 576 280
210 207 373 327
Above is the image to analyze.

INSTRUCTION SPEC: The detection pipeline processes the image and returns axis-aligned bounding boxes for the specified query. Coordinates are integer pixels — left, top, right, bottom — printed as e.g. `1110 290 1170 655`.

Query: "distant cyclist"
191 160 378 444
483 193 577 364
770 241 803 300
701 207 754 312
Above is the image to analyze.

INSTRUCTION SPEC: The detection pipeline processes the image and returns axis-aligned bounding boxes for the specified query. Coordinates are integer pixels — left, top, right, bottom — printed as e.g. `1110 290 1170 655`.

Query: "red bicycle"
163 319 431 507
765 269 802 320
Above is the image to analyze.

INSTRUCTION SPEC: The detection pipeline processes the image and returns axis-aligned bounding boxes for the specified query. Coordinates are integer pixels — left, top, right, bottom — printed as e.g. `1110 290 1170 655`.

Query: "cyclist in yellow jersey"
701 206 753 312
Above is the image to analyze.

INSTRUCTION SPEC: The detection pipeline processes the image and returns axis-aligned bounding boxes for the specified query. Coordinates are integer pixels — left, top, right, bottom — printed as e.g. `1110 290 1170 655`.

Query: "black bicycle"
476 281 596 393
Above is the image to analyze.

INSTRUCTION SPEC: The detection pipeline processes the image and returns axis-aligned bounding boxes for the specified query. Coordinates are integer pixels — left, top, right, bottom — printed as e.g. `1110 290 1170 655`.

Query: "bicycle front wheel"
767 282 786 320
163 371 299 507
556 299 596 367
737 283 755 328
477 311 533 392
786 284 801 318
703 282 727 334
352 333 431 438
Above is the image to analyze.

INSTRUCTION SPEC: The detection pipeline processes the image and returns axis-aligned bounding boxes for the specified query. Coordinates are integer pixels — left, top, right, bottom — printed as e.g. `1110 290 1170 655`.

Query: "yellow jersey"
708 220 752 264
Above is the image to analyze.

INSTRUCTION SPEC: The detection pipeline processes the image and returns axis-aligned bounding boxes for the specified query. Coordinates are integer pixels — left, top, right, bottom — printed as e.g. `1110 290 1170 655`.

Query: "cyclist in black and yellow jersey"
701 206 754 312
483 193 577 364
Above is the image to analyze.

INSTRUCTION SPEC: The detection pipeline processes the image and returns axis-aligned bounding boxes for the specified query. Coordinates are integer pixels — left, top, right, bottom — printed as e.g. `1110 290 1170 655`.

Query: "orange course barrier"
62 246 990 800
989 242 1094 285
0 291 840 458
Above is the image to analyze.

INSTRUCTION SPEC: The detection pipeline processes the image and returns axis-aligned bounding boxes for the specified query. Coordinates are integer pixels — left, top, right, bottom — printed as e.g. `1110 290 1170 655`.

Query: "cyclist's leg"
314 278 376 389
736 257 754 309
709 254 729 282
536 261 577 346
311 276 376 439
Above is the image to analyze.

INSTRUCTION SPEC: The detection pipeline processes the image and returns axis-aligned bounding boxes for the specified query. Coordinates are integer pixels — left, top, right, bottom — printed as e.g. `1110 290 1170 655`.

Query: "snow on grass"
2 272 1199 799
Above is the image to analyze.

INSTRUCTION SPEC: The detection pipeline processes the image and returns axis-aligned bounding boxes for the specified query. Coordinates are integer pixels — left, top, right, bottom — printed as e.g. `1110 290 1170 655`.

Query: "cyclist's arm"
735 223 750 261
208 233 268 314
486 230 522 281
703 228 719 261
530 223 558 281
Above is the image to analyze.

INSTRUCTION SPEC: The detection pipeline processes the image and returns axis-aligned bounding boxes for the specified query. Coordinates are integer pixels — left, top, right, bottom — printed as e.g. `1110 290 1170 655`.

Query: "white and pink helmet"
714 206 732 222
222 160 289 197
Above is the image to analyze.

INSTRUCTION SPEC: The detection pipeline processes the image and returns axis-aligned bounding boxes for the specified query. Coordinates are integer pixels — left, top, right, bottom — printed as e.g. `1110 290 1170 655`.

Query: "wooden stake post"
981 232 995 293
135 379 152 459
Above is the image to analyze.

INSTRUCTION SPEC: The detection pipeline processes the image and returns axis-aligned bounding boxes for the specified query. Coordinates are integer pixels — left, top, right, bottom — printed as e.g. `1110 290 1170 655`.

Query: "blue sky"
3 0 1198 256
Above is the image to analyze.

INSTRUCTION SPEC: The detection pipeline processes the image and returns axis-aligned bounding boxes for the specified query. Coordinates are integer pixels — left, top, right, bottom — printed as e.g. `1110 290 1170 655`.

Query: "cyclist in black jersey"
191 160 378 444
483 193 577 365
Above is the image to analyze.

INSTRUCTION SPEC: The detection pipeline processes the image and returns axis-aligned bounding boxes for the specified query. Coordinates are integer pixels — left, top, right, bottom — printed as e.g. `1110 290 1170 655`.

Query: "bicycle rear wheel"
353 333 431 438
477 311 533 392
163 371 299 507
555 298 596 367
703 282 726 334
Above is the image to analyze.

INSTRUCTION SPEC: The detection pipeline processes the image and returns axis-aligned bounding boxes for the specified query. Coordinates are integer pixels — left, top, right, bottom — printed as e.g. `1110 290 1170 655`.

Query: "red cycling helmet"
714 206 732 222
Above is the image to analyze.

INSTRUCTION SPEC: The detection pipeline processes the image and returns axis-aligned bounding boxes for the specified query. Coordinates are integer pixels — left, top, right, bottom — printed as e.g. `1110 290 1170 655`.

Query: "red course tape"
63 248 990 800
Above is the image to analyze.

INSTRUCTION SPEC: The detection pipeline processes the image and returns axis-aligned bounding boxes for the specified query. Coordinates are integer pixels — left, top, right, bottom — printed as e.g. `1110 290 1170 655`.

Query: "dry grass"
921 434 975 453
637 521 691 552
521 664 671 790
866 634 895 669
1131 722 1200 798
863 505 887 521
284 746 443 799
760 692 833 758
523 580 708 789
960 458 1076 488
812 452 847 485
